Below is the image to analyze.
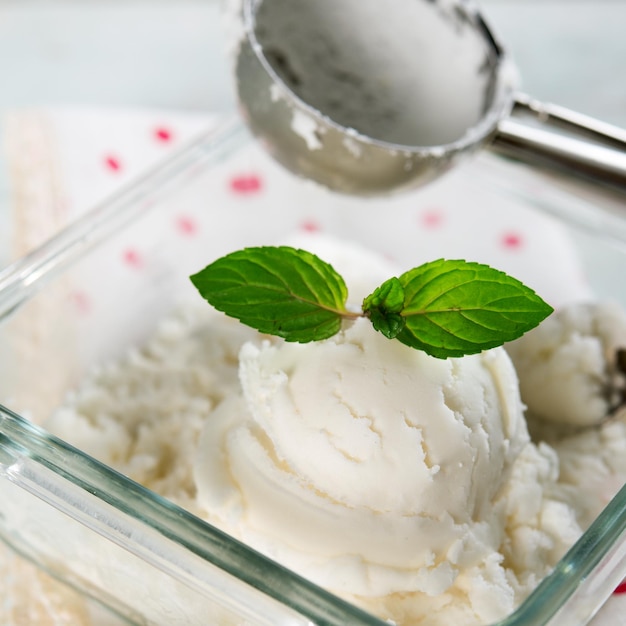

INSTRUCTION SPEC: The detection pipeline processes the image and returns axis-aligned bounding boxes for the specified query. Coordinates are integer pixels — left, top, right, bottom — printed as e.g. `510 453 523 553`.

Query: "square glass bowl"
1 115 626 626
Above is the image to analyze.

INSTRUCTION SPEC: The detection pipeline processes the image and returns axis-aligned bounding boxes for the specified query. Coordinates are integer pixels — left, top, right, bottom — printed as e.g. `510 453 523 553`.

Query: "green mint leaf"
192 248 553 359
189 246 349 342
392 258 553 358
362 277 406 339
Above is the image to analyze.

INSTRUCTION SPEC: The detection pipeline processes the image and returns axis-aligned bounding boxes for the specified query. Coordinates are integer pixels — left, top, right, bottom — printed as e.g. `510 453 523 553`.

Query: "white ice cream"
194 318 528 601
506 300 626 530
506 301 626 429
47 234 623 626
46 305 259 517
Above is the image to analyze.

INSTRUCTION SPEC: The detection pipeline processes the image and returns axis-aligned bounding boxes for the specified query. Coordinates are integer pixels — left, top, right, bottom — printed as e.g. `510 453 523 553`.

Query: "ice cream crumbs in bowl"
1 136 626 626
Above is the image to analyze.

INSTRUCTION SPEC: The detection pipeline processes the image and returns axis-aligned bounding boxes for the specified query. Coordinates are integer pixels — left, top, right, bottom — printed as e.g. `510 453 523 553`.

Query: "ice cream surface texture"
46 233 620 626
508 301 626 529
507 301 626 428
195 318 528 598
192 311 586 625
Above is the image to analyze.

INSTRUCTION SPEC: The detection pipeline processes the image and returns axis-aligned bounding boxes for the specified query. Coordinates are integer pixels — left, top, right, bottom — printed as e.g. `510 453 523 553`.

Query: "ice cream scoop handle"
491 93 626 196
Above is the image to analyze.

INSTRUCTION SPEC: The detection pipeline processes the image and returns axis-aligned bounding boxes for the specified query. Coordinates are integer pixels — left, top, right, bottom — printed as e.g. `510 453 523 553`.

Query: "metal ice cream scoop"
234 0 626 196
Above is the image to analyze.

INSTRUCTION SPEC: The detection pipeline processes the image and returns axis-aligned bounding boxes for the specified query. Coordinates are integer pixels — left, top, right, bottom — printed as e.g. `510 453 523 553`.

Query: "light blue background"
1 0 625 271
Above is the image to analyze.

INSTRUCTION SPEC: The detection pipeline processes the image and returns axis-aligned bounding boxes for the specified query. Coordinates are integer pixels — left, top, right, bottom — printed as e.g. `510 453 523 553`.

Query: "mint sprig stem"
190 246 553 359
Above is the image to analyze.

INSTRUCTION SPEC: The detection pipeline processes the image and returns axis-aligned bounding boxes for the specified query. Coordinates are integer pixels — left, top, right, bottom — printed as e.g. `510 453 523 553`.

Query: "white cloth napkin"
2 106 625 625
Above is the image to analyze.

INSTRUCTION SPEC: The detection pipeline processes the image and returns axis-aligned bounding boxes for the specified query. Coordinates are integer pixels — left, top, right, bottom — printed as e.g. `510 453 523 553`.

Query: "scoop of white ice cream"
506 301 626 428
194 315 529 598
43 232 585 626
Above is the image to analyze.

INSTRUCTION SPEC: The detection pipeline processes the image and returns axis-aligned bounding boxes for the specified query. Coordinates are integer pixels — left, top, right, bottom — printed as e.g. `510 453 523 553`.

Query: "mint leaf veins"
189 246 352 342
377 258 555 358
190 247 553 358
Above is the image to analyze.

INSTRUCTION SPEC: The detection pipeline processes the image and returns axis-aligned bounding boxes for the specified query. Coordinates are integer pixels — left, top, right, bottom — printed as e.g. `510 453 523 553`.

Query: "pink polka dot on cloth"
175 215 199 236
229 173 263 194
501 231 524 250
419 208 445 228
104 155 122 172
300 220 322 233
154 126 173 143
122 248 143 269
68 290 91 314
